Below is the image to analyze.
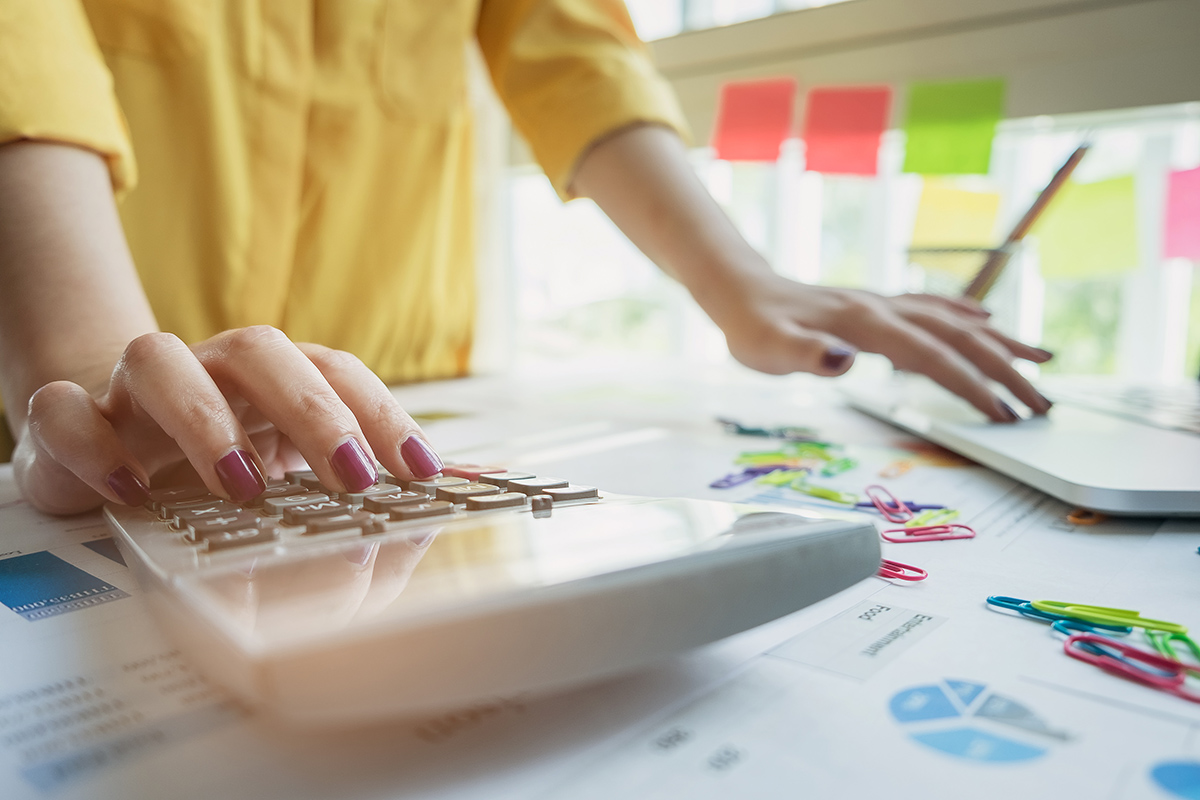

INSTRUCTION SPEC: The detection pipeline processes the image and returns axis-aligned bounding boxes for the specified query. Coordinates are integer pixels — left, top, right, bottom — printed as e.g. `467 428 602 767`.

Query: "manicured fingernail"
401 435 444 479
821 346 855 372
1035 393 1054 414
996 401 1021 423
106 466 150 506
215 449 267 503
332 439 377 492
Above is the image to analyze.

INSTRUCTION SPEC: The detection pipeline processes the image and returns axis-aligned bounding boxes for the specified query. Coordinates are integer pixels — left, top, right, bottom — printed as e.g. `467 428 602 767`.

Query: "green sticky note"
1034 176 1139 279
903 79 1005 175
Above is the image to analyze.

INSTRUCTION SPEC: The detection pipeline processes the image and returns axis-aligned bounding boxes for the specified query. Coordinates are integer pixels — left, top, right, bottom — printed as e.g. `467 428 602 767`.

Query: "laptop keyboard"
1045 382 1200 435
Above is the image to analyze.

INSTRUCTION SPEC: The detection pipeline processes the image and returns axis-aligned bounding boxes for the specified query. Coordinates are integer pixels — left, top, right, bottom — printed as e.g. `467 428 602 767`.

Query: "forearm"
0 141 157 433
568 124 773 329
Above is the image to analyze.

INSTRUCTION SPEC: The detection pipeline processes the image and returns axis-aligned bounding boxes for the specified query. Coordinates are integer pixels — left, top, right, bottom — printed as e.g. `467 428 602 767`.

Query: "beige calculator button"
542 485 599 502
282 500 352 525
203 526 278 552
389 501 454 521
407 476 468 496
362 491 427 513
477 471 535 488
304 511 385 535
507 477 569 495
465 492 528 511
531 495 553 518
436 482 502 503
186 512 265 542
262 492 329 515
337 483 403 504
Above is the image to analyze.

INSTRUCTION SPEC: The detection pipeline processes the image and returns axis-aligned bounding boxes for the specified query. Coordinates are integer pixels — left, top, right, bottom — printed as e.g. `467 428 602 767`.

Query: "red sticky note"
802 87 891 175
1165 166 1200 260
711 78 797 161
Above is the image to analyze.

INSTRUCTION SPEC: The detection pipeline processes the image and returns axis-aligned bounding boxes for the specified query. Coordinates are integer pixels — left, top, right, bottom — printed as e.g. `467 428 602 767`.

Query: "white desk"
0 363 1197 800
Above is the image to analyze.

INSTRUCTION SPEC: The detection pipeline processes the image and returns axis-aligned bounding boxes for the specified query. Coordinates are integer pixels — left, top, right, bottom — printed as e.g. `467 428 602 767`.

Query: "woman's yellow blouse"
0 0 687 384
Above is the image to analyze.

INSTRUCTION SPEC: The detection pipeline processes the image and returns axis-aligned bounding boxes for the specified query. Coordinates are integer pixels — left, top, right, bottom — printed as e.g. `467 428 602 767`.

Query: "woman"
0 0 1050 515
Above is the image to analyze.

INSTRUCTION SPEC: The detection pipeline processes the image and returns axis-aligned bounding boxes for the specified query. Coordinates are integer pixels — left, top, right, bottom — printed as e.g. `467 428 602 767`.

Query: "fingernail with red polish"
216 449 266 503
107 465 150 506
821 346 855 372
997 402 1021 423
401 435 443 479
332 439 377 492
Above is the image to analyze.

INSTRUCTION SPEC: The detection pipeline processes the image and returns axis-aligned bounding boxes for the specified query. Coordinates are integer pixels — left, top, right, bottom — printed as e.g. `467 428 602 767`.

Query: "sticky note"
1164 166 1200 260
711 78 797 161
1033 176 1139 279
909 181 1001 277
902 79 1005 175
801 87 891 175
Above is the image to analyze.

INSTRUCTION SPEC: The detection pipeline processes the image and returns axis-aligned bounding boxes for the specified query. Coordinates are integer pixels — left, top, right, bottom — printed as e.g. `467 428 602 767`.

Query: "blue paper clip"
985 595 1133 634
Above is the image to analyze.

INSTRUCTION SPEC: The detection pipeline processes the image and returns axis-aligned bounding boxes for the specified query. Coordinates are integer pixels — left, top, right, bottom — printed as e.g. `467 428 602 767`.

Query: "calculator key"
298 474 335 493
407 476 468 496
337 483 403 505
531 495 553 518
282 500 352 525
542 485 599 502
147 485 210 512
477 471 535 488
264 477 290 488
389 501 454 521
304 511 385 536
158 493 222 520
171 501 242 528
362 491 429 513
465 492 527 511
262 492 330 515
185 512 264 542
435 482 501 503
441 464 506 480
284 469 317 484
203 526 278 552
507 477 569 495
246 483 306 508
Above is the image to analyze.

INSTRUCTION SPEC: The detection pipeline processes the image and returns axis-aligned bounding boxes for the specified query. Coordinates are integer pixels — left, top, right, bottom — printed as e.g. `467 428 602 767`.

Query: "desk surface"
0 363 1197 800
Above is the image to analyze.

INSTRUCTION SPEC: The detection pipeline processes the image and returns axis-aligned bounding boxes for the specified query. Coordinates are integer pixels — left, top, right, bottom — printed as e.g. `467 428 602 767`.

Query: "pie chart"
889 679 1070 763
1152 761 1200 799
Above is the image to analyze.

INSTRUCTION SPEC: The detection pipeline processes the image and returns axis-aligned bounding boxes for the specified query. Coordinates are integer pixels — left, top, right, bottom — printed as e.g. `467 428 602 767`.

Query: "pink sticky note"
711 78 797 162
1165 166 1200 260
802 86 891 175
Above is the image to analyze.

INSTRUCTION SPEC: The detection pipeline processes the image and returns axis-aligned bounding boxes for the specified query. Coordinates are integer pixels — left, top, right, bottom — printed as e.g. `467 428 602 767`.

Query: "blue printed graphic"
889 679 1068 764
1152 761 1200 799
0 551 129 621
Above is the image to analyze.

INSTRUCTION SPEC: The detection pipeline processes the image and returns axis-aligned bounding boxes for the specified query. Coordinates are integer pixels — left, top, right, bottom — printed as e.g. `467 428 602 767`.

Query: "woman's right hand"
15 326 444 515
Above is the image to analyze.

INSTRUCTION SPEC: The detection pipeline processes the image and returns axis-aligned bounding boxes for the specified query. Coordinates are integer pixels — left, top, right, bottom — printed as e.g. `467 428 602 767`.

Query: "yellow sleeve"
478 0 691 200
0 1 136 194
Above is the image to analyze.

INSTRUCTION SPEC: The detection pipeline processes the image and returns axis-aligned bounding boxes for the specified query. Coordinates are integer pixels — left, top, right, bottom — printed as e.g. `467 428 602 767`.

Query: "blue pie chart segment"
1152 762 1200 799
889 680 1051 764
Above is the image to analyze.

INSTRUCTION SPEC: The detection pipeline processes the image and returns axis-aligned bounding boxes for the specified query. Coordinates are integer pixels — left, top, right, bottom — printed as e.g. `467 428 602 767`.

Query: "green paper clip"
905 508 960 528
1146 630 1200 674
1030 601 1188 634
820 457 858 477
756 469 807 486
789 479 859 505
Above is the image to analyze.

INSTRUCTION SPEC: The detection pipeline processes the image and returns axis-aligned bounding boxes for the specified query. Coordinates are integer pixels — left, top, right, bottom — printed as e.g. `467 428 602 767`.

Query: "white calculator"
105 467 879 725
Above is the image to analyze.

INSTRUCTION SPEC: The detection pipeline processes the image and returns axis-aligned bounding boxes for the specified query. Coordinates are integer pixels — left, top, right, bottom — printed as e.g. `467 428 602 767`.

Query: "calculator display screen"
182 499 793 647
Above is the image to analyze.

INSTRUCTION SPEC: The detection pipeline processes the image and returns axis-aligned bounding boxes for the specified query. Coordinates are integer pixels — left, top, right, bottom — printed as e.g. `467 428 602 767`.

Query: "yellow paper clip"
789 478 859 505
905 508 960 528
1030 601 1188 634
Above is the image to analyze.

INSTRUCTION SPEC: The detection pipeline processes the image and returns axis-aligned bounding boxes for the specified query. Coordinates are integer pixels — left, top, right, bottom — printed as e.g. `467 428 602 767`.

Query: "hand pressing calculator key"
105 465 879 725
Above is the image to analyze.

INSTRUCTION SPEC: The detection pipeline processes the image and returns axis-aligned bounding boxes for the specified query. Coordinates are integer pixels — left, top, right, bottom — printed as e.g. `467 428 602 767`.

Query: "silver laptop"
845 374 1200 516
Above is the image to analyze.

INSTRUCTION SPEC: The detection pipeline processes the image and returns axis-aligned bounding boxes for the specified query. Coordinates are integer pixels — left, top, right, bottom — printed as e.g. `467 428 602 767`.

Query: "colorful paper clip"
905 508 960 528
1030 601 1189 634
757 469 809 486
790 479 859 505
820 457 858 477
877 559 928 582
1145 631 1200 674
1064 634 1200 703
1066 508 1107 526
864 484 913 523
881 523 975 543
985 596 1133 633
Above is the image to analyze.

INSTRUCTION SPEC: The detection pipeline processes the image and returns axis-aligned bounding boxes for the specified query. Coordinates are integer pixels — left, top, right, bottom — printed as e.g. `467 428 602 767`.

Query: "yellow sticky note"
1034 176 1139 279
909 181 1001 277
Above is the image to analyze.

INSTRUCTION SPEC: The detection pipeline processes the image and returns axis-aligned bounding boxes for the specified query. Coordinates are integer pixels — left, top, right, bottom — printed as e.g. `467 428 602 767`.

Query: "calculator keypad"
136 466 600 556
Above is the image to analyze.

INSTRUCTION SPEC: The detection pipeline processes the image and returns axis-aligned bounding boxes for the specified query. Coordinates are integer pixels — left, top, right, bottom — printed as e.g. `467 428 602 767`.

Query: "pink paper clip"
865 484 913 523
1064 634 1198 701
881 523 976 543
877 559 928 582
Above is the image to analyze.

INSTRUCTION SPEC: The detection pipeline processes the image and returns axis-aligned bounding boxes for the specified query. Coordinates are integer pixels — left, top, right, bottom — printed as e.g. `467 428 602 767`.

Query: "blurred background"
470 0 1200 384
